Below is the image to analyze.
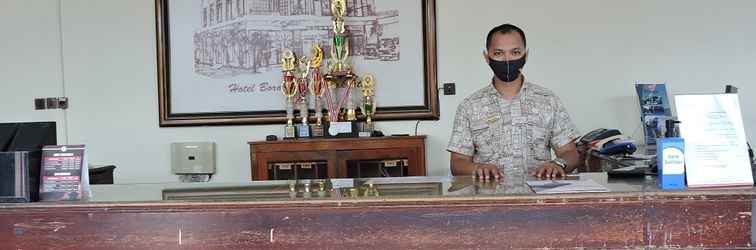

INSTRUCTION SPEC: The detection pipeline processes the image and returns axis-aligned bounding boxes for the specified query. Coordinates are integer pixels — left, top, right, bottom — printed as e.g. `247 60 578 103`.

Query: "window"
226 0 232 20
250 0 269 15
203 8 207 27
216 2 222 23
209 7 214 25
237 0 243 17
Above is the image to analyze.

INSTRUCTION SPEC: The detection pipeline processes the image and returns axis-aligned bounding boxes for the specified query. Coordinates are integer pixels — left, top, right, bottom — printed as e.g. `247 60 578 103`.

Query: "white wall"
0 0 67 140
2 0 755 184
439 0 756 143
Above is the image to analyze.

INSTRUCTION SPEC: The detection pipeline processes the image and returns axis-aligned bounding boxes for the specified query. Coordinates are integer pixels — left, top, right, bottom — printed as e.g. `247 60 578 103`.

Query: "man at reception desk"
447 24 581 189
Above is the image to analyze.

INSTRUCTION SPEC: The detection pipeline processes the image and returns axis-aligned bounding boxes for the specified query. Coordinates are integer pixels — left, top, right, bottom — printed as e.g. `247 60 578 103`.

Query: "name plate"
296 124 311 138
311 124 325 137
284 125 296 139
357 122 373 137
328 122 353 137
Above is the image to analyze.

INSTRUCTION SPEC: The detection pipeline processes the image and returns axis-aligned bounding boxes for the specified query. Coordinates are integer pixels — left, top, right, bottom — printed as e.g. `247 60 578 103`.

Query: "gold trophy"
295 55 312 138
323 0 360 136
329 0 349 73
309 44 326 137
358 74 376 137
281 49 298 139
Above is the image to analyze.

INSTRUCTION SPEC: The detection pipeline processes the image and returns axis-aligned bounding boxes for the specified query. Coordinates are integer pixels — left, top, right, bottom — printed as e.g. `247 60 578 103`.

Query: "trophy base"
296 124 311 138
311 124 325 137
357 122 373 137
326 121 356 138
284 125 296 139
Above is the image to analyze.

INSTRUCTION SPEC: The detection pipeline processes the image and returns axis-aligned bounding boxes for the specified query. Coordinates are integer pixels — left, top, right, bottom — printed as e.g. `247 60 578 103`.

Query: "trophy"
329 0 349 74
281 49 298 139
309 44 326 137
323 0 359 137
358 74 376 137
295 54 312 138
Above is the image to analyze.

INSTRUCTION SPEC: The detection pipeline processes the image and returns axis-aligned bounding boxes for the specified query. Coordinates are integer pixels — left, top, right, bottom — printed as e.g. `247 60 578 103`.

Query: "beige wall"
2 0 755 184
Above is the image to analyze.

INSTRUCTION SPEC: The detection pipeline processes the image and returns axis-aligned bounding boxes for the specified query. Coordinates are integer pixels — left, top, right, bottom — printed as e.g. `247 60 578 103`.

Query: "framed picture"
156 0 438 126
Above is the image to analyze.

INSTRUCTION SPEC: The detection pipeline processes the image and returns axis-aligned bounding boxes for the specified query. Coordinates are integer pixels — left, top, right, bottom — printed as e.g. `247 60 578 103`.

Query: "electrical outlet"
45 98 59 109
34 98 46 110
34 97 69 110
443 83 456 95
56 97 68 109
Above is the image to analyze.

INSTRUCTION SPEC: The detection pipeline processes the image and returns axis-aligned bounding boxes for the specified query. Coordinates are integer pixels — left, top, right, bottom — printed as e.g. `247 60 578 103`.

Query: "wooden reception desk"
0 176 753 249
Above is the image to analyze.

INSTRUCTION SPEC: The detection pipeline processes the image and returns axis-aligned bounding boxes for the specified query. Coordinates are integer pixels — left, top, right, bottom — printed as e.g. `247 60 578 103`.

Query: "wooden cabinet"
248 136 426 180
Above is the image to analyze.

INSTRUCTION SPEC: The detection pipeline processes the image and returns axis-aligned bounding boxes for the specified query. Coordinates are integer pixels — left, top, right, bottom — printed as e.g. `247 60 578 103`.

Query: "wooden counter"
1 185 753 249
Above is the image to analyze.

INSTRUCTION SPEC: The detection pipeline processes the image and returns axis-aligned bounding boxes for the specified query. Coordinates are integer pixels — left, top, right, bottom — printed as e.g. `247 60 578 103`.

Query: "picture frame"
156 0 438 126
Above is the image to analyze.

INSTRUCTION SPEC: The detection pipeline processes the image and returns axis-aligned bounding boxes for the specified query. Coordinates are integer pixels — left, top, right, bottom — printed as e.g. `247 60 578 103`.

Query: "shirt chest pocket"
529 126 550 161
471 120 498 158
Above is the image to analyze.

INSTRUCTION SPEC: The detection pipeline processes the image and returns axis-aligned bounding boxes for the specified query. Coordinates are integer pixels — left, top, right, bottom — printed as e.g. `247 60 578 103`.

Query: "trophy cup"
346 84 358 122
358 74 376 137
329 0 349 74
295 55 312 138
280 49 298 139
323 0 359 137
309 44 326 137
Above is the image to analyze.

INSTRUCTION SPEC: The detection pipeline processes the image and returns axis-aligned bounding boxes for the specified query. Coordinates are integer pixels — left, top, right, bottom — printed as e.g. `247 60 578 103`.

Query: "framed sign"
156 0 438 126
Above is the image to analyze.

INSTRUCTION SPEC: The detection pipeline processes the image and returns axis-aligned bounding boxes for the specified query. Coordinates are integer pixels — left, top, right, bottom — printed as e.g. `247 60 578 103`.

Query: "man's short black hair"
486 24 526 50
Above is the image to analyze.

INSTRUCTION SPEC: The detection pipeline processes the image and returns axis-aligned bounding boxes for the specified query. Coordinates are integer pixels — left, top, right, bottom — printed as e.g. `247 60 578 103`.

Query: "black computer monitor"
0 123 18 151
0 122 57 152
8 122 57 151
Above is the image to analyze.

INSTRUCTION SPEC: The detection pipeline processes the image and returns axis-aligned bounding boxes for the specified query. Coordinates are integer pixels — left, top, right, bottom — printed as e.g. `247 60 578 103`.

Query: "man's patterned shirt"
448 81 579 192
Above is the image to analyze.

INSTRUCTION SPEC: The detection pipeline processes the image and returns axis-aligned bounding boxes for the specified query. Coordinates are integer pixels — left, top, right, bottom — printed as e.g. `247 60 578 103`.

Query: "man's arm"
451 152 502 181
532 93 581 179
554 139 580 173
447 98 502 181
531 140 580 179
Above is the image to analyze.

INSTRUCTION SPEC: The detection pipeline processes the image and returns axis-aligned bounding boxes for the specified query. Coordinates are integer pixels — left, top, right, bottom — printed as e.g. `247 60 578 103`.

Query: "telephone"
579 128 643 174
578 128 636 155
577 128 621 148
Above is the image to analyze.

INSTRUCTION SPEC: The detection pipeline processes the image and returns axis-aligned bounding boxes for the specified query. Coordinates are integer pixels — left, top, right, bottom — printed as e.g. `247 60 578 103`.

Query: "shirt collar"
486 79 531 100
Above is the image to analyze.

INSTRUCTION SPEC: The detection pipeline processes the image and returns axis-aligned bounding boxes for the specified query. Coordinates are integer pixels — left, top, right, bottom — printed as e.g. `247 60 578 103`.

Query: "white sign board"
675 94 753 188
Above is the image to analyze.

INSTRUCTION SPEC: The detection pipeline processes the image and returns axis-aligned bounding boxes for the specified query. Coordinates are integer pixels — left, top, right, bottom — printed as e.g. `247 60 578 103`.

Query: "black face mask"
488 56 526 83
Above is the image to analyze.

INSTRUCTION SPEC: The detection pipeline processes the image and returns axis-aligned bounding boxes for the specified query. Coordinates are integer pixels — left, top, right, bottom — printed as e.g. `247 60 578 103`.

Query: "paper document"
527 178 609 194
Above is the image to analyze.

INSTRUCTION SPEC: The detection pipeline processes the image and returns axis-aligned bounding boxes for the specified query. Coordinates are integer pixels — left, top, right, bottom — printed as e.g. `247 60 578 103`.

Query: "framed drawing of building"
156 0 438 126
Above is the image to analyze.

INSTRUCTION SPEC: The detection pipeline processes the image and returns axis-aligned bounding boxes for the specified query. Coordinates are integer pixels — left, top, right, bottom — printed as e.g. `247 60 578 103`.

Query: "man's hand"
530 163 566 180
473 164 502 182
450 152 503 181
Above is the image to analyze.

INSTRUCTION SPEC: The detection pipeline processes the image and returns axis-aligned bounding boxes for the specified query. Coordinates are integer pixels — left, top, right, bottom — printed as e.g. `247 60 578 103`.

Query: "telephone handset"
578 128 636 155
577 128 621 147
